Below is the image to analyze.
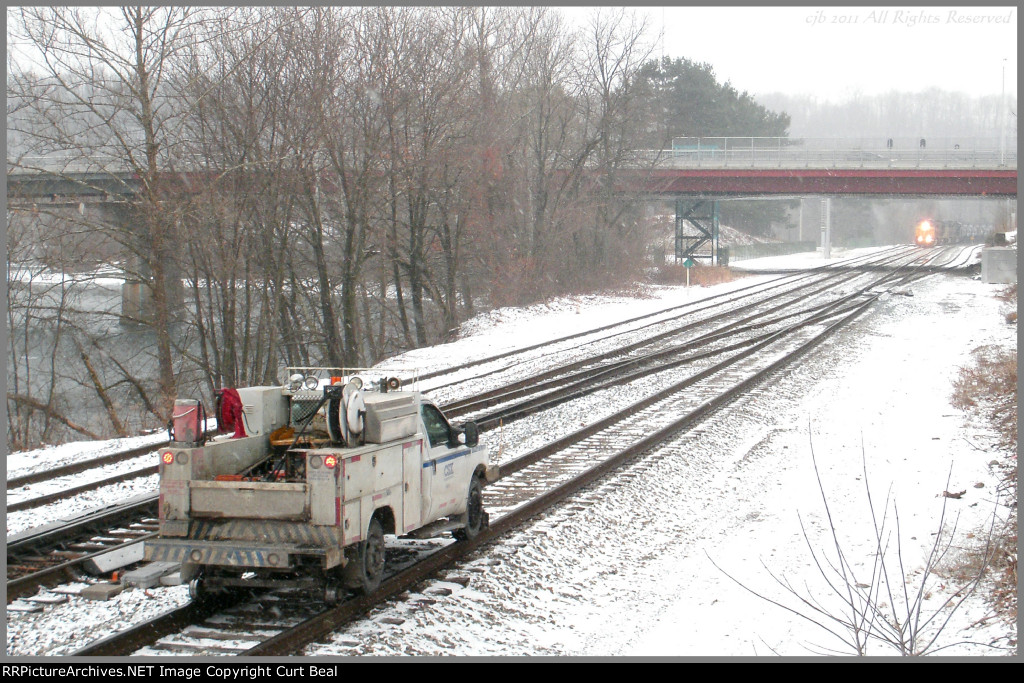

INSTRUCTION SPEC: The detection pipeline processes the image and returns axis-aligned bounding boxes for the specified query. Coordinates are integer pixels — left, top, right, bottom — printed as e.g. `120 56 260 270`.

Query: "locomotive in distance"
914 219 991 246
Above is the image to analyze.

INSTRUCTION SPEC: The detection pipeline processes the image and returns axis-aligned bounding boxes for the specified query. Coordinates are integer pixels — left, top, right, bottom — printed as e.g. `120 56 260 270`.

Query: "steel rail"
481 297 874 434
6 247 944 605
467 295 871 432
3 295 837 600
7 429 216 490
7 533 156 603
7 465 158 513
72 592 249 657
5 249 914 520
6 496 158 602
7 495 158 554
67 292 879 657
4 249 933 602
236 251 951 654
7 248 912 502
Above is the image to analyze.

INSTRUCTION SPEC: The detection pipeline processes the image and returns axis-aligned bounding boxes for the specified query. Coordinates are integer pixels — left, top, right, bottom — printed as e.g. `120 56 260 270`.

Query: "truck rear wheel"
343 517 386 594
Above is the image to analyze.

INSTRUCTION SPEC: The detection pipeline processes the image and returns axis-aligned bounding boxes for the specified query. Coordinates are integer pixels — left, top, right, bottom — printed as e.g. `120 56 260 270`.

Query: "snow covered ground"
306 267 1016 657
6 247 1017 658
730 243 980 272
7 432 167 482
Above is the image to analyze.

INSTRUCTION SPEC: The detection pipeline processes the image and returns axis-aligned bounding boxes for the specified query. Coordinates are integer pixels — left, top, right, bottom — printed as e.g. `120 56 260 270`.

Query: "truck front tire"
454 476 485 541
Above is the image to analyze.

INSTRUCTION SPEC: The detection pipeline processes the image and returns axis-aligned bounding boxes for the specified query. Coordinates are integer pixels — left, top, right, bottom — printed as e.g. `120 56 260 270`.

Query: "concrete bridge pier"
121 280 183 324
120 266 184 326
981 247 1017 284
116 204 184 326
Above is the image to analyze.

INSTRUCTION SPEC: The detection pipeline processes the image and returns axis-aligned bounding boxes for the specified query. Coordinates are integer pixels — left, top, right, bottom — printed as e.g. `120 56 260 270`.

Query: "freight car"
145 369 497 602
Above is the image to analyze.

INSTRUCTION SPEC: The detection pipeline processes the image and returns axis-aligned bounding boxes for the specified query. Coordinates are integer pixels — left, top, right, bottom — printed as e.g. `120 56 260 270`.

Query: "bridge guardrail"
652 136 1016 170
644 148 1016 170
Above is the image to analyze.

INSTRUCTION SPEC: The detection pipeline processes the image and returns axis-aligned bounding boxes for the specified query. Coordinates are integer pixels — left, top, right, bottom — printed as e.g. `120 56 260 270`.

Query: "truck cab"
145 369 496 600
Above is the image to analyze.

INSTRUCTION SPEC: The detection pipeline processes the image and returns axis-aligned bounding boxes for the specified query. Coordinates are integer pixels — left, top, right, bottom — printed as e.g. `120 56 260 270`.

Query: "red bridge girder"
615 167 1018 197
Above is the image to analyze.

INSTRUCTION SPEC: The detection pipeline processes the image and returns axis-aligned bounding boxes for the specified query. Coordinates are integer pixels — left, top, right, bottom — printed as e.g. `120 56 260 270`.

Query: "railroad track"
6 496 159 603
442 247 938 423
68 248 957 656
418 245 922 400
7 464 158 514
6 429 219 513
6 246 965 608
7 437 167 490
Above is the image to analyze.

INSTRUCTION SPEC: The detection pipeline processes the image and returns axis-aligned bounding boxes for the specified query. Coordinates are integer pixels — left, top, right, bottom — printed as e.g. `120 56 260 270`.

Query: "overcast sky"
8 5 1016 103
564 5 1017 102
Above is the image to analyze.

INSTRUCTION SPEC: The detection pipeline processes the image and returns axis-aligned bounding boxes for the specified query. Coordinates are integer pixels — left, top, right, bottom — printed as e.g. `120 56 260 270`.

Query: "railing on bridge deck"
9 153 132 175
646 136 1017 170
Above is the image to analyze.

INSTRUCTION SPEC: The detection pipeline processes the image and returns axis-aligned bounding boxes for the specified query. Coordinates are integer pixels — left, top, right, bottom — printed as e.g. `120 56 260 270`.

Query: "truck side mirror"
463 422 479 448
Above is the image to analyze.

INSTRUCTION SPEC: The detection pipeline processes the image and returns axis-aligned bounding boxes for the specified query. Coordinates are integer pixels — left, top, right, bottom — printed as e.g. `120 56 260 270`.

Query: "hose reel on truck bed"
325 378 365 446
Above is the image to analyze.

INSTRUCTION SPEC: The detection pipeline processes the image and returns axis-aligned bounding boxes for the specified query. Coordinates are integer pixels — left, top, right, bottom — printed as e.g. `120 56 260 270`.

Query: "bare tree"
574 9 655 285
10 7 211 420
7 6 714 450
175 7 315 389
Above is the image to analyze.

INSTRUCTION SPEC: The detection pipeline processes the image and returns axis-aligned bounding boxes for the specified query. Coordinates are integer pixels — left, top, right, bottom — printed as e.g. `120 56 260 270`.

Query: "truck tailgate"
189 480 309 521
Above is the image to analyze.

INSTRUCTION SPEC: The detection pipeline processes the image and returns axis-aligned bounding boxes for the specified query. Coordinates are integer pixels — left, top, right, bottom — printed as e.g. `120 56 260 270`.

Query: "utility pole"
798 198 804 242
820 198 831 259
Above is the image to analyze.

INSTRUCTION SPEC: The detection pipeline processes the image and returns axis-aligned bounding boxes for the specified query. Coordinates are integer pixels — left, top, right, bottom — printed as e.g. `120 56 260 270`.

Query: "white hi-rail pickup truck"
145 369 497 601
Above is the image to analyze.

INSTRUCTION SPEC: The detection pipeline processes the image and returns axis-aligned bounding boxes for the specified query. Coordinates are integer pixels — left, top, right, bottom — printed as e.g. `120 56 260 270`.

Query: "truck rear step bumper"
145 538 327 570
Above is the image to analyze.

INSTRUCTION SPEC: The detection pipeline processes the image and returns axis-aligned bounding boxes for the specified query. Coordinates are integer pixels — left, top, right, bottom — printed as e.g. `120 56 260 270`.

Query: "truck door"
419 403 460 522
402 439 422 534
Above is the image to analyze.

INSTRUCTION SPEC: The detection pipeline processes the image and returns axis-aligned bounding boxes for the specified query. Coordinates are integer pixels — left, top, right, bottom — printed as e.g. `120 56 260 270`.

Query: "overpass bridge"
618 136 1016 263
625 136 1016 197
7 137 1018 263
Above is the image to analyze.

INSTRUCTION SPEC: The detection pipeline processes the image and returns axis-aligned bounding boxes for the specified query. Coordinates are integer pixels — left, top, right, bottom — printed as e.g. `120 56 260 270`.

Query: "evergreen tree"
634 56 790 146
634 57 794 238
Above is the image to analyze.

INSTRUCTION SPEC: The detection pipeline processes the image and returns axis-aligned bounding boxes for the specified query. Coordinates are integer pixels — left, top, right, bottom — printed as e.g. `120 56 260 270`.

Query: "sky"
563 5 1017 102
8 6 1016 103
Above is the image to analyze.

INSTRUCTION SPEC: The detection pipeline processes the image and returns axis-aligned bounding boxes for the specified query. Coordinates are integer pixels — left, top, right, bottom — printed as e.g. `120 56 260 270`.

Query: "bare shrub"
710 439 1008 656
934 522 1017 624
951 346 1017 452
653 264 739 287
998 285 1017 324
990 528 1018 621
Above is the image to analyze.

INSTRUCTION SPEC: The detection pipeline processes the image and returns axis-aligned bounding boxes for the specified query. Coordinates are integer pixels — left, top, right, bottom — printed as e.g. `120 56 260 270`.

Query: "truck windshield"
420 404 451 448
